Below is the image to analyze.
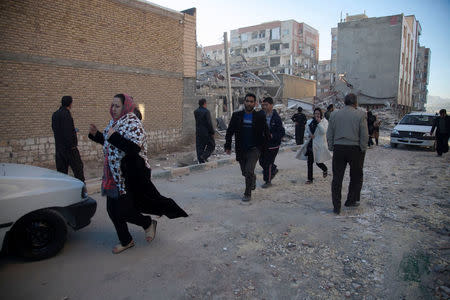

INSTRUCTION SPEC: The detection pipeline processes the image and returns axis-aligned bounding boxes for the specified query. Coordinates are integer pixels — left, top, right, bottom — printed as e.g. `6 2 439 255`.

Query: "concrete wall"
0 0 196 166
335 15 403 105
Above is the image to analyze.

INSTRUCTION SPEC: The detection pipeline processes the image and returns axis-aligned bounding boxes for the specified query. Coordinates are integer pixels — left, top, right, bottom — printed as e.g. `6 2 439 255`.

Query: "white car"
390 112 437 149
0 163 96 260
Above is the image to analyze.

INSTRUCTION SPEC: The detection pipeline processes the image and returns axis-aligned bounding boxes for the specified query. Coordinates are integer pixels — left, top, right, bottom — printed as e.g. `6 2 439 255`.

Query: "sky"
149 0 450 100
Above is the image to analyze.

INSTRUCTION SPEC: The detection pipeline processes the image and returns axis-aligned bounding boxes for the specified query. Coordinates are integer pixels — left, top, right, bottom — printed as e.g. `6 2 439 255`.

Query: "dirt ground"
2 129 448 300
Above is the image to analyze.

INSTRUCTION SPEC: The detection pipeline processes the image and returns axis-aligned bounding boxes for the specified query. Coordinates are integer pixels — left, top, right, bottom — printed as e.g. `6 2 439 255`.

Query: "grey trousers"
238 147 260 196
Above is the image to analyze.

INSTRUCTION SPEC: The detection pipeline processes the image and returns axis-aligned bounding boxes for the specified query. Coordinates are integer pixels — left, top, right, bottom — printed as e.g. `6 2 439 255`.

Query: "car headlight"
423 132 431 137
81 184 88 198
391 129 399 135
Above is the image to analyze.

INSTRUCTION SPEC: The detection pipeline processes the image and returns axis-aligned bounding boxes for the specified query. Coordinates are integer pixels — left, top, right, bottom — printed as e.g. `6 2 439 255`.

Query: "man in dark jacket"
225 93 270 202
259 97 285 188
51 95 85 182
430 109 450 156
291 107 307 145
194 99 215 163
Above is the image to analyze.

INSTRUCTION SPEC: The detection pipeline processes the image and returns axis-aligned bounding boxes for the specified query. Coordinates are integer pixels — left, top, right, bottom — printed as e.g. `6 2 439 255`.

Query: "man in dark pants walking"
326 93 368 214
259 97 285 188
225 93 270 202
194 98 215 163
430 109 450 156
291 107 307 145
51 95 85 182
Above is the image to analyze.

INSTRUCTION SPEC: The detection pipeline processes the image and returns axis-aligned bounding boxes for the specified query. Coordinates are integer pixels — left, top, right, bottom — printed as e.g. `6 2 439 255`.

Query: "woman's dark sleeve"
108 132 141 154
88 131 105 145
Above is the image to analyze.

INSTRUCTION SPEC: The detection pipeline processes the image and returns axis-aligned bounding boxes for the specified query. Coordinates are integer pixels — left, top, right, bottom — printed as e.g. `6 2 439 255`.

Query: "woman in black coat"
89 94 187 254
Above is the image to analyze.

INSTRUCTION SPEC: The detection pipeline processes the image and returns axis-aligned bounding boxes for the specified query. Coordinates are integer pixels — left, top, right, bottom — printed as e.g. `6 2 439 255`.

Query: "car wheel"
11 209 67 260
390 142 398 148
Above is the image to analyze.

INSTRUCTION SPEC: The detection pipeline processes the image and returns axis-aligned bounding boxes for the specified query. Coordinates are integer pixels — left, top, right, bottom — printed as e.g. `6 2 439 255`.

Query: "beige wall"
280 74 316 100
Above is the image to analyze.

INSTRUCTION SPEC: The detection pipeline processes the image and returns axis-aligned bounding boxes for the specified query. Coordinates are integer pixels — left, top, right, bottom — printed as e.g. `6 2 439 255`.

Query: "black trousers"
239 147 260 196
259 147 279 183
107 194 152 246
55 147 85 182
196 134 215 162
295 125 305 145
307 152 327 181
331 145 366 209
436 133 449 155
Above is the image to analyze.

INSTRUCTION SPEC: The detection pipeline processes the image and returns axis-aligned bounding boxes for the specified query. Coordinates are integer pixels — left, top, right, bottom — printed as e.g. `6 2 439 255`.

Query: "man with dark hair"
259 97 285 188
324 104 334 121
430 109 450 156
291 106 307 145
51 95 85 182
225 93 270 202
194 98 215 163
327 93 368 214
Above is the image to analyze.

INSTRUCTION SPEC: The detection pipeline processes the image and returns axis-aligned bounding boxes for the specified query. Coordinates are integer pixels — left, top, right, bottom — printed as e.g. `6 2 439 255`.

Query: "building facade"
335 14 421 113
412 46 431 111
317 60 332 96
0 0 197 166
229 20 319 80
202 43 227 65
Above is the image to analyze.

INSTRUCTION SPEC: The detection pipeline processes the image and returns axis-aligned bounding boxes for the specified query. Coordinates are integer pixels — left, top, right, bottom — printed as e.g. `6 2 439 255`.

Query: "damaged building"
334 13 428 114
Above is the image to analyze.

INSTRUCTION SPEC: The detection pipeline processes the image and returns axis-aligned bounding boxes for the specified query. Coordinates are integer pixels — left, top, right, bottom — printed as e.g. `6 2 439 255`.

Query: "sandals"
112 240 135 254
145 220 157 243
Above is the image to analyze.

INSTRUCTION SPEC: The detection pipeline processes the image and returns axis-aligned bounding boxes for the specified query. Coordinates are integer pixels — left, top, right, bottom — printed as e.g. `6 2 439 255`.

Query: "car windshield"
399 115 436 126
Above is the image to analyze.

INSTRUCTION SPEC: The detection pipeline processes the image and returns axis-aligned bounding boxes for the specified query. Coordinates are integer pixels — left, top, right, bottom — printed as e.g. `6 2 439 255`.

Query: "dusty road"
1 136 449 299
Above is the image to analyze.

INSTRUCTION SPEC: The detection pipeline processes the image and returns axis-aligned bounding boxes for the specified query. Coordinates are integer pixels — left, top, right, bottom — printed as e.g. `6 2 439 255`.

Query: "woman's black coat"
89 131 188 219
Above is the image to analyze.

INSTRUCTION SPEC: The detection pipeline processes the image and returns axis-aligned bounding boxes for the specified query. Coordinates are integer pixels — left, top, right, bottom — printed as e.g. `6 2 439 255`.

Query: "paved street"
1 138 449 299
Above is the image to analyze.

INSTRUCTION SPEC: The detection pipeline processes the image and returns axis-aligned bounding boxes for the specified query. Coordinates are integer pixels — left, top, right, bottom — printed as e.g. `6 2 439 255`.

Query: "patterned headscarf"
102 93 150 197
110 94 136 122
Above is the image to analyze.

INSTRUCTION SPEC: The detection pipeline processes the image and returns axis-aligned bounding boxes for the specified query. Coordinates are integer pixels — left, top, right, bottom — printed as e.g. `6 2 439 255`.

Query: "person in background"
430 109 450 156
372 114 381 146
259 97 285 188
291 107 307 145
296 108 331 184
51 95 85 182
194 98 215 163
324 104 334 121
367 111 376 147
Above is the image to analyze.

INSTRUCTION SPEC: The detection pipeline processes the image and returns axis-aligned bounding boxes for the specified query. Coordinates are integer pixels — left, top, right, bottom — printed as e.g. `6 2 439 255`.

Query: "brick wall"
0 0 196 166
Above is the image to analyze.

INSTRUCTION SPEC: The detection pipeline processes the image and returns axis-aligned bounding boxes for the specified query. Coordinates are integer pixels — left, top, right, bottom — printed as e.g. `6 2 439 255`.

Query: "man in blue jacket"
225 93 270 202
259 97 285 188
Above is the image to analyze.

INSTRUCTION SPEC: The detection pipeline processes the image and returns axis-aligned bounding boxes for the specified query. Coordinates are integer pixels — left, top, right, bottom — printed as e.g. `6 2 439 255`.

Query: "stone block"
25 138 35 145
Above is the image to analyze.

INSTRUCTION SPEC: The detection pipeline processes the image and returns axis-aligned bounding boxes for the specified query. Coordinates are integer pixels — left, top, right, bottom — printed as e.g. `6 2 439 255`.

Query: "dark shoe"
241 194 251 202
323 171 328 178
344 201 360 207
271 168 279 180
305 180 313 184
333 208 340 215
261 182 272 188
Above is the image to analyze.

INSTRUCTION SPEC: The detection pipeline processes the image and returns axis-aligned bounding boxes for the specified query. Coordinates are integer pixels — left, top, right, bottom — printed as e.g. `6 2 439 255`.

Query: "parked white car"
390 112 437 150
0 163 96 260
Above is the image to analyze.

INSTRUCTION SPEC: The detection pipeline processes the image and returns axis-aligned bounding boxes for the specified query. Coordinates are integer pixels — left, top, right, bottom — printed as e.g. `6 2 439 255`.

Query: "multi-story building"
317 60 332 96
229 20 319 79
412 46 431 111
335 14 421 113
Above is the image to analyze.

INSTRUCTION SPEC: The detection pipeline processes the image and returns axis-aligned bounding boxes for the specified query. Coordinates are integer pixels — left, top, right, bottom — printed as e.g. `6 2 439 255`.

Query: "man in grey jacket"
327 93 368 214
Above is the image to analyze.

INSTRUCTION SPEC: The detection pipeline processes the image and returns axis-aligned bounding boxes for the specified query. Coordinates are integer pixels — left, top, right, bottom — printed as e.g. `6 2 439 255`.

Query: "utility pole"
223 32 233 117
